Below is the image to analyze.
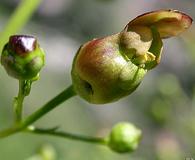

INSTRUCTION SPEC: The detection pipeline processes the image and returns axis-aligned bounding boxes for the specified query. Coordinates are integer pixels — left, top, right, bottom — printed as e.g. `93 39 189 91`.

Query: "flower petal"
125 9 193 38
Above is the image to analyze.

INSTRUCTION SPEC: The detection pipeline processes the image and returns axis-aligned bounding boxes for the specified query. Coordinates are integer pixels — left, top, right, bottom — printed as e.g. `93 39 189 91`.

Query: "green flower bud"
1 35 45 80
107 122 142 153
71 10 192 104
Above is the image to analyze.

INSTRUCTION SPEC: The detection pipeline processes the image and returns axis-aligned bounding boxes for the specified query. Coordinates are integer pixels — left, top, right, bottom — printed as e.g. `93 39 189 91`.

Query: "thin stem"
26 127 107 145
0 0 42 51
0 85 76 138
0 85 108 148
21 85 76 128
14 80 26 122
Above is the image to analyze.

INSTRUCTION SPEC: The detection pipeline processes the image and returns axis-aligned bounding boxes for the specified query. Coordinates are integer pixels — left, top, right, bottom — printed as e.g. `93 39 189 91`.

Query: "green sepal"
145 26 163 70
119 61 147 91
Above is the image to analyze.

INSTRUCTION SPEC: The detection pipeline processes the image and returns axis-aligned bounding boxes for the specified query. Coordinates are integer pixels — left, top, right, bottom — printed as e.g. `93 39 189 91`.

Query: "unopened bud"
107 122 142 153
1 35 45 80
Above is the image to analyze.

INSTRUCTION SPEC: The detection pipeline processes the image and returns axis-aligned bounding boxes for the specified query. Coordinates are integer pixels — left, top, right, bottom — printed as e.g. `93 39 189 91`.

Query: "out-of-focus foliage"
0 0 195 159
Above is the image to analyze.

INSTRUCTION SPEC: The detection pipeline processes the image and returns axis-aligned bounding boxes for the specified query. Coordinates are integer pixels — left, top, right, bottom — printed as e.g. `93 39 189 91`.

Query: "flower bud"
1 35 45 80
107 122 142 153
71 10 192 104
71 32 152 104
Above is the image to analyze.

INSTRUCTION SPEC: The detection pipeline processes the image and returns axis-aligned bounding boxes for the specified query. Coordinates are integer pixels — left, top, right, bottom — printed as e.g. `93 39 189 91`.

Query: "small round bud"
1 35 45 80
108 122 142 153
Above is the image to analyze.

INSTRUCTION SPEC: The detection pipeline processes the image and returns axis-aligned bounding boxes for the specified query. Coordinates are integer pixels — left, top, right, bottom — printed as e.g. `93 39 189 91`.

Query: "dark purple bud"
9 35 37 56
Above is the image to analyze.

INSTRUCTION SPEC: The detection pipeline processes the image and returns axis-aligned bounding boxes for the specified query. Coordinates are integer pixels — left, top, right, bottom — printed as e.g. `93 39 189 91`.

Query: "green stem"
0 85 107 146
21 85 76 128
14 80 26 122
26 127 107 145
0 126 21 138
0 85 76 138
0 0 42 51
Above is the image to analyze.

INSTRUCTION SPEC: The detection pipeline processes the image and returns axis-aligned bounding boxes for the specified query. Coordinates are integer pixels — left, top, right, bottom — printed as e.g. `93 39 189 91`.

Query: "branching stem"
21 85 76 127
0 85 76 138
26 126 107 145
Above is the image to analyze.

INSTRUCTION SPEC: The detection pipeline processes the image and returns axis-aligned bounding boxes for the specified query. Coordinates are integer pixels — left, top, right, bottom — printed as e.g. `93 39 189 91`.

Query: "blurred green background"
0 0 195 159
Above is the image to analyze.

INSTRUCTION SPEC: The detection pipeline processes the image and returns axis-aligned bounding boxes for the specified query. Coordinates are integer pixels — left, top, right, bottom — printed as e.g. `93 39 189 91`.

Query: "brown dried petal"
125 9 193 38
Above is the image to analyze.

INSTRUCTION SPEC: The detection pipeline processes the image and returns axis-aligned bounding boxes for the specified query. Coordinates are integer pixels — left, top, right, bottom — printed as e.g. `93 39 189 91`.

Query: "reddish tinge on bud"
71 10 192 104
